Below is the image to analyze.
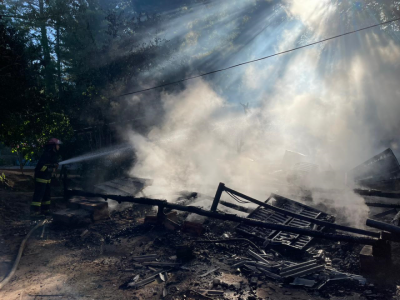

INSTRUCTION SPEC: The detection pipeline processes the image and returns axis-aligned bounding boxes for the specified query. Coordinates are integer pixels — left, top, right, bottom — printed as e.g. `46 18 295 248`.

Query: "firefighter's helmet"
47 138 63 145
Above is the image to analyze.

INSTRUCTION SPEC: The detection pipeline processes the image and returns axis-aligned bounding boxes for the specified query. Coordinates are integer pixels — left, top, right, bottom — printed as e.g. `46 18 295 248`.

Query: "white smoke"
124 0 400 228
128 80 276 204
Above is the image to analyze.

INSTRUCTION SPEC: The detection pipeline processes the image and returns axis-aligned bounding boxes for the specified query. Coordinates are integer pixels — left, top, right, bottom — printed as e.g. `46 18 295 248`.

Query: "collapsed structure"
47 148 400 298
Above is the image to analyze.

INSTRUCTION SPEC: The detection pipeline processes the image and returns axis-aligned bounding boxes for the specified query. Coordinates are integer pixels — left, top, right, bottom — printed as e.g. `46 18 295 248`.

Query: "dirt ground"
1 170 400 300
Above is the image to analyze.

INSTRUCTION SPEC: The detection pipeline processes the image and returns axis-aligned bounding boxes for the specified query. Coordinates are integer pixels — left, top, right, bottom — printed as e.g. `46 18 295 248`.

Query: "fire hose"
0 220 48 290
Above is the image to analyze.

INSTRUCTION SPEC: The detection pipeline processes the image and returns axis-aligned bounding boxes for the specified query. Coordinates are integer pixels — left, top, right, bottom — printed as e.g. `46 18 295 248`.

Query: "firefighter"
30 138 62 218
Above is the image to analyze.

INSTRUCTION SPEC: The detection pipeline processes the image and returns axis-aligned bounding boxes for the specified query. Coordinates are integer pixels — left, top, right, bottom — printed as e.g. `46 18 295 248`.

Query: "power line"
115 17 400 99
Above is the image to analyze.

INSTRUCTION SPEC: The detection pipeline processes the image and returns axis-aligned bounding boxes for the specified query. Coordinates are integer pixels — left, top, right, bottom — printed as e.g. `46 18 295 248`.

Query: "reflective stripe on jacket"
36 178 51 184
35 148 58 181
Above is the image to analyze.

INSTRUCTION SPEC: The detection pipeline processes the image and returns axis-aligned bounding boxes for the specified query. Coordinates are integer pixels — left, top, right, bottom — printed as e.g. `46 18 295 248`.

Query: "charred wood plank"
211 182 225 212
247 249 270 264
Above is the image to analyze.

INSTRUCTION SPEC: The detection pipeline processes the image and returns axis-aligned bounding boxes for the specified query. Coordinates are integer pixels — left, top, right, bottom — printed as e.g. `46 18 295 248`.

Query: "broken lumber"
247 249 270 265
67 189 379 245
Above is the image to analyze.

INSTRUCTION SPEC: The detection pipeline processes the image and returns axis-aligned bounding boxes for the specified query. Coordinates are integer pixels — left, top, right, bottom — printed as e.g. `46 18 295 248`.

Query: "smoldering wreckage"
3 148 400 299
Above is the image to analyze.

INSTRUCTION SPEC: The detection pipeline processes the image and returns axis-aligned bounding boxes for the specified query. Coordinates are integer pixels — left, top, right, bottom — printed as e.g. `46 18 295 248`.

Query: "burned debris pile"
32 147 400 299
51 175 400 299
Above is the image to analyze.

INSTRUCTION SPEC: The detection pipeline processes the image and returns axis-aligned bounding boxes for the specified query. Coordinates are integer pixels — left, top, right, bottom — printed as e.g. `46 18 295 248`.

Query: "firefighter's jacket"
34 149 58 183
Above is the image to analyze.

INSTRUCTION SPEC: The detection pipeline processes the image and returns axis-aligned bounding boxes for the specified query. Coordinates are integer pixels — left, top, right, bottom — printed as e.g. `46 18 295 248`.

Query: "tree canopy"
2 0 397 169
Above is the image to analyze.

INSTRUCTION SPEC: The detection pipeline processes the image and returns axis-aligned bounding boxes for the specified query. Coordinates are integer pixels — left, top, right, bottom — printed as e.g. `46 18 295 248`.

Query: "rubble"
181 220 204 235
35 177 397 299
53 196 110 227
68 189 380 245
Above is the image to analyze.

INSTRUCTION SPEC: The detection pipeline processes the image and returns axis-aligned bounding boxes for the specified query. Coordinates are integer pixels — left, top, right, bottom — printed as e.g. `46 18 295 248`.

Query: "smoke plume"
125 0 400 228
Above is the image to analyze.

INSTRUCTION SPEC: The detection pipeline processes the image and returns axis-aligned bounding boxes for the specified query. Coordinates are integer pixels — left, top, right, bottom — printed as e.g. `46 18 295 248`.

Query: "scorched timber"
366 219 400 235
66 189 378 245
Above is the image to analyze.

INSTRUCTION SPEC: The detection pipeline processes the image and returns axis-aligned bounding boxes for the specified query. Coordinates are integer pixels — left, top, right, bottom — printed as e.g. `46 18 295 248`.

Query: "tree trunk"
39 0 54 94
56 19 62 99
17 152 24 175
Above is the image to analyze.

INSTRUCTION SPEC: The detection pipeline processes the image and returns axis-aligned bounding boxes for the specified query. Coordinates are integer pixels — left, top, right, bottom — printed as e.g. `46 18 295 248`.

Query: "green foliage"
0 20 73 169
5 112 73 167
0 172 9 189
1 0 210 163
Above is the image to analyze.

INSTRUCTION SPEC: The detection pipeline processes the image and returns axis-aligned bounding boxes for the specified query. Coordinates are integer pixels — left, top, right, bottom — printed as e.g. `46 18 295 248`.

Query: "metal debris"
236 193 336 250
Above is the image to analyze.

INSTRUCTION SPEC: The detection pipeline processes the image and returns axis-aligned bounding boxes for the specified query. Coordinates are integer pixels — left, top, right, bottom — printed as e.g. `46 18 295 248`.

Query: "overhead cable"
115 17 400 98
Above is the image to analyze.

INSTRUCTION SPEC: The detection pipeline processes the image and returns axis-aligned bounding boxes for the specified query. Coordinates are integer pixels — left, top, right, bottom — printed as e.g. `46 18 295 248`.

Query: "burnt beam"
366 219 400 235
365 202 400 209
211 182 225 212
67 189 379 245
